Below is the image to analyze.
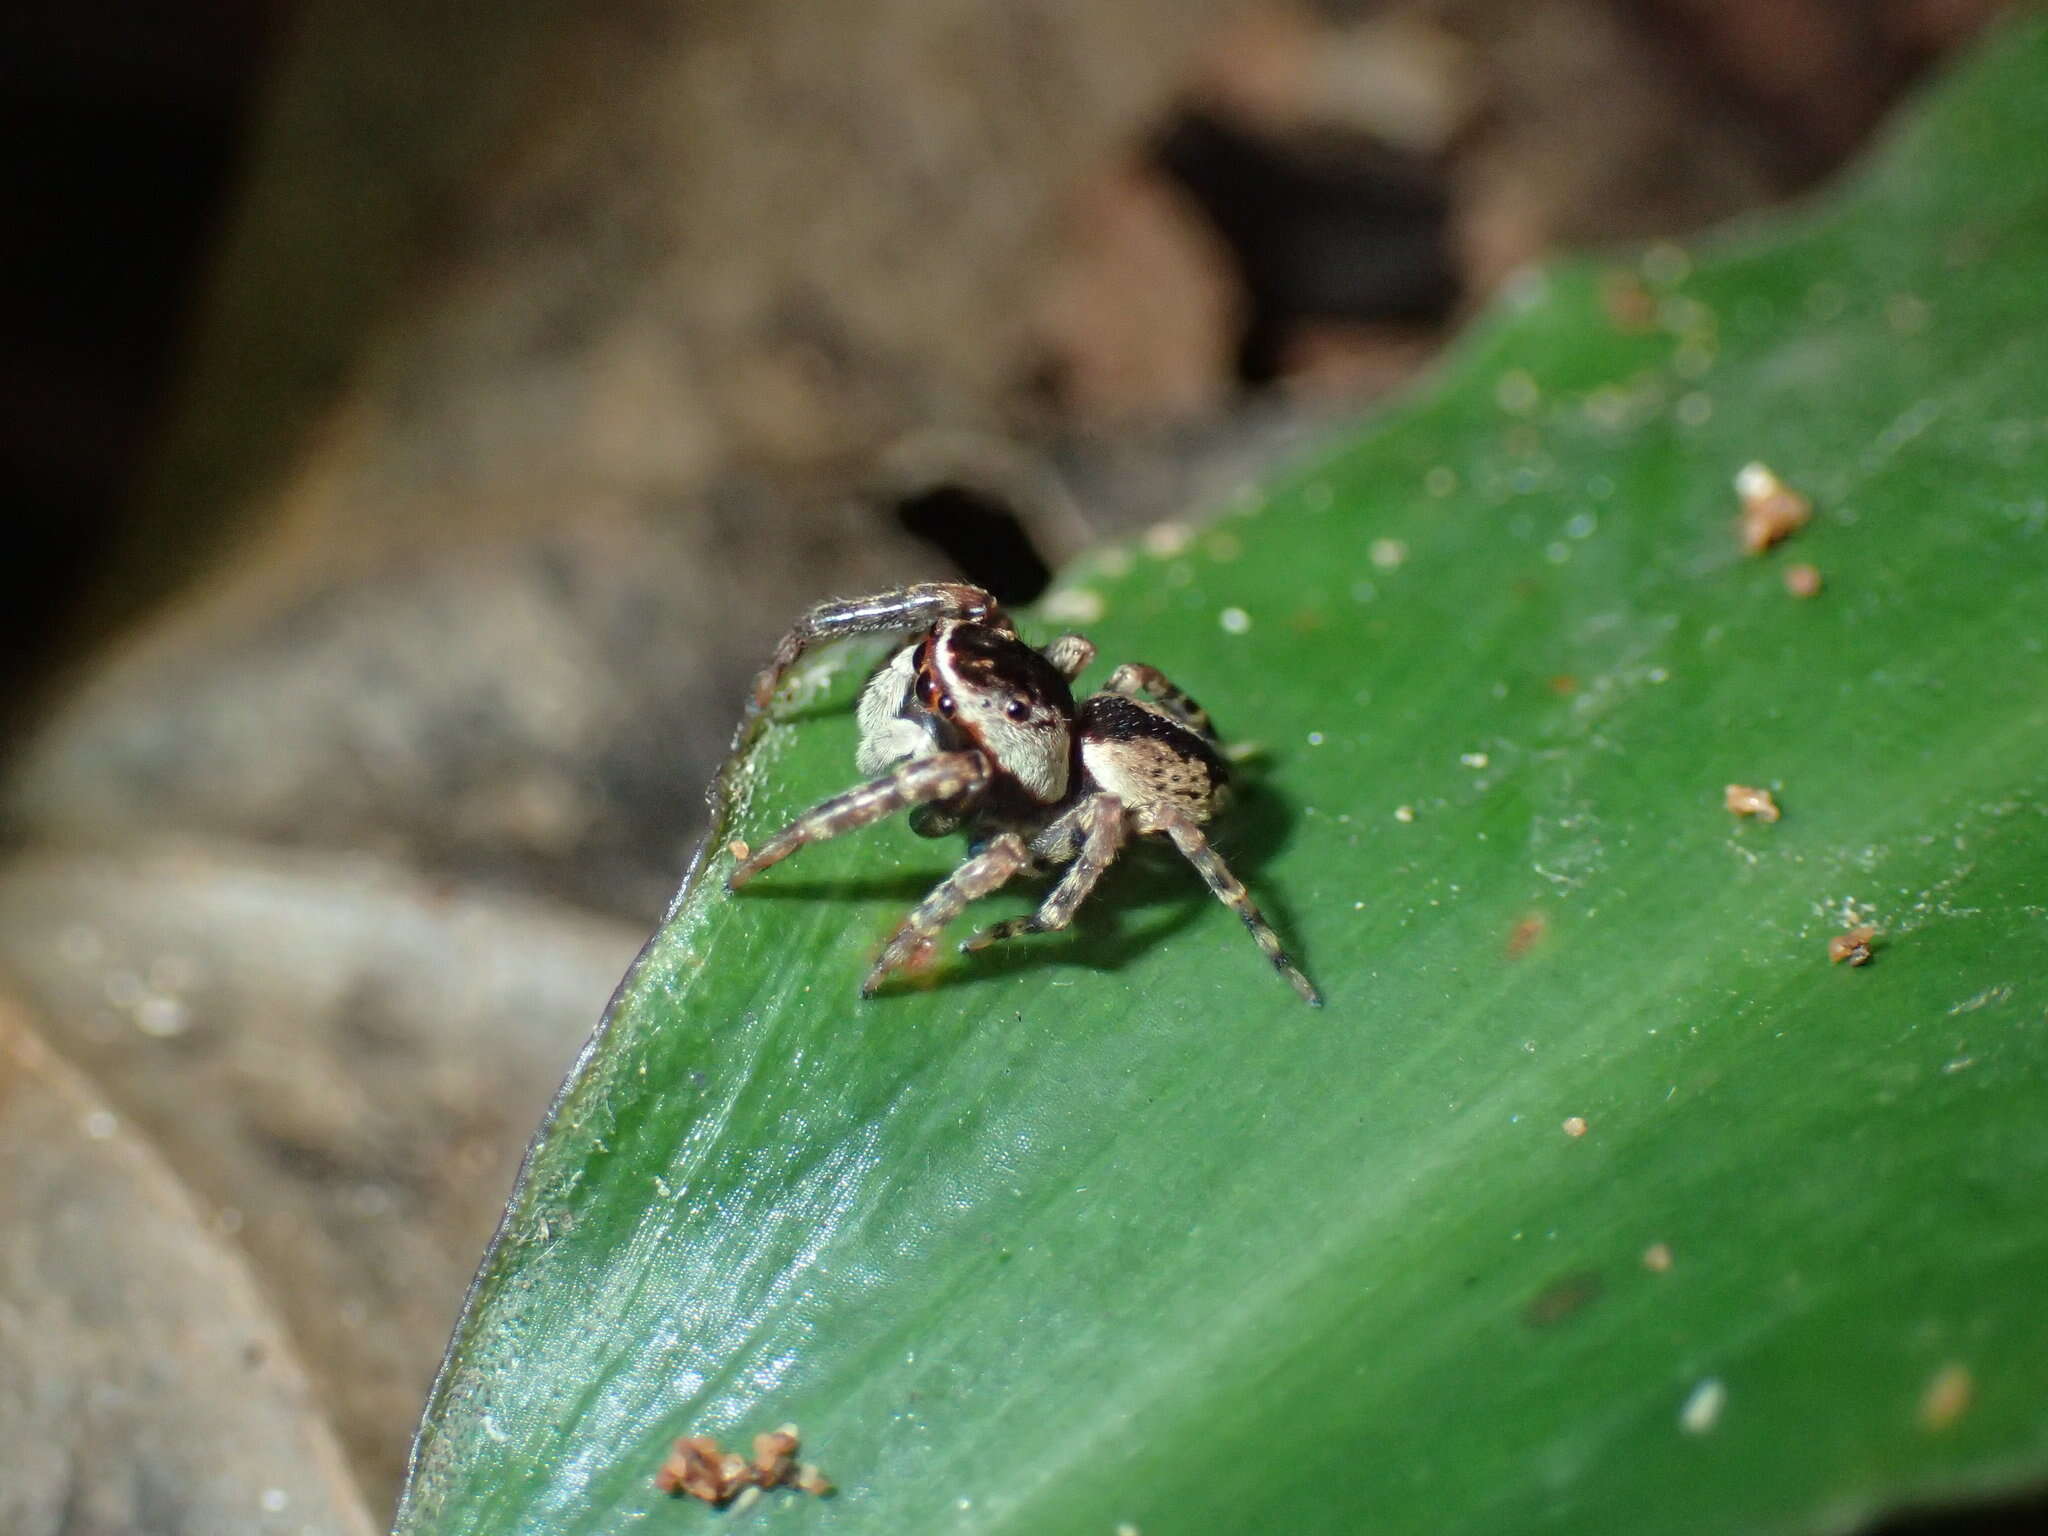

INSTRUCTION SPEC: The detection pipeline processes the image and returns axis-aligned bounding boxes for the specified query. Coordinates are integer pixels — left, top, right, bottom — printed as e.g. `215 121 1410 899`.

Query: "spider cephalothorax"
728 581 1320 1005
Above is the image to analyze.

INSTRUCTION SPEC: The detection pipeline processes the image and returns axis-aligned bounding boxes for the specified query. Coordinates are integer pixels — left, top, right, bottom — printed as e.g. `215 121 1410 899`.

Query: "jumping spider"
728 582 1320 1005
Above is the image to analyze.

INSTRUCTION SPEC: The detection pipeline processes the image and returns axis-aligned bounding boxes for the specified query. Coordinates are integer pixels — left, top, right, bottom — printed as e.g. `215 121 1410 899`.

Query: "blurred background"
0 1 2018 1530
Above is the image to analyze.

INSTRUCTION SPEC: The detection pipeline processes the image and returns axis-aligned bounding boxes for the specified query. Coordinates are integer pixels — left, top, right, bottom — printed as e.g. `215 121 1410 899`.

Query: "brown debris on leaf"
1829 925 1877 966
1783 562 1823 598
1724 783 1782 822
1505 912 1548 959
656 1425 832 1507
1919 1362 1974 1432
1735 462 1812 554
1600 269 1658 332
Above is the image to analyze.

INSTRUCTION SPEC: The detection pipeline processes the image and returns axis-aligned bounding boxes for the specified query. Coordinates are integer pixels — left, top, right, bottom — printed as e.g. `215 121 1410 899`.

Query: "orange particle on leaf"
1735 462 1812 554
1725 784 1782 822
1829 925 1877 966
1506 913 1548 959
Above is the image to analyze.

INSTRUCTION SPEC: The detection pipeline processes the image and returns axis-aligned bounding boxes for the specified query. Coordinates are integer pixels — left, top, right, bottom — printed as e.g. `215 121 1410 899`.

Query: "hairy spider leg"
1149 804 1322 1006
1105 663 1215 738
749 582 1002 708
865 832 1035 995
727 751 989 888
962 792 1127 951
1041 632 1097 680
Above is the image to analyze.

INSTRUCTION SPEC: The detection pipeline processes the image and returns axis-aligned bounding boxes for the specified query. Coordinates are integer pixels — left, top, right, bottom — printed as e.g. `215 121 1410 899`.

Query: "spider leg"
962 793 1127 951
749 582 1002 708
1104 663 1216 738
1041 632 1097 681
1145 804 1322 1006
866 832 1034 995
727 750 988 889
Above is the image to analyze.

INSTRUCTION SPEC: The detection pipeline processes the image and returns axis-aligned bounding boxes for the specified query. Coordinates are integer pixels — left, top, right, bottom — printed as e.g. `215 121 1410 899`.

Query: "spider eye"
938 694 956 717
1004 699 1031 722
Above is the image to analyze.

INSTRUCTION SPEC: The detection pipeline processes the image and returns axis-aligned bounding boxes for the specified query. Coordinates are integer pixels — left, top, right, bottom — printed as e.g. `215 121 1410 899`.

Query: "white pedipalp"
855 645 941 776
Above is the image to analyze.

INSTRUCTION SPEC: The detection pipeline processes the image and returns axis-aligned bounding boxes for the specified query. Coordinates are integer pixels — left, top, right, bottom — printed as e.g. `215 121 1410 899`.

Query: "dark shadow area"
1866 1486 2048 1536
0 2 284 731
891 482 1053 606
1152 106 1459 386
732 873 948 906
819 764 1317 998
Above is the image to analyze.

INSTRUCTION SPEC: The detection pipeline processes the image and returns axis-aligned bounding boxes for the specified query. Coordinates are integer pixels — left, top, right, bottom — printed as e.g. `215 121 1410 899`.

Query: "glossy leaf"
401 23 2048 1534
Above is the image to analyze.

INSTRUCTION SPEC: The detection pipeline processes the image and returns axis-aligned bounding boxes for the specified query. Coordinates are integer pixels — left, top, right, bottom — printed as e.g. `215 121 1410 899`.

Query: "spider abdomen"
1076 693 1229 823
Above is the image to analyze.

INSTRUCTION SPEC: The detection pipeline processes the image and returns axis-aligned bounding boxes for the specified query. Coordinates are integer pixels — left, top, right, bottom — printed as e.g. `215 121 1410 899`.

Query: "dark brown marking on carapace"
935 623 1075 708
908 634 940 711
925 620 1075 757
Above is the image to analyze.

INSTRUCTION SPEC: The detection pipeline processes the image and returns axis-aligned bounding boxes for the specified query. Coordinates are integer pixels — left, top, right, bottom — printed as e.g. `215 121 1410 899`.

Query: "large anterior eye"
1004 699 1031 722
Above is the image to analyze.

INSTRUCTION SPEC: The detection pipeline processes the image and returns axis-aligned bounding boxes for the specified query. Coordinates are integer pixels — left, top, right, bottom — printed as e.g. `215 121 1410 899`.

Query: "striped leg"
1042 633 1097 681
1149 805 1322 1006
866 833 1034 995
728 751 988 889
748 583 1000 708
1105 663 1215 738
962 794 1127 951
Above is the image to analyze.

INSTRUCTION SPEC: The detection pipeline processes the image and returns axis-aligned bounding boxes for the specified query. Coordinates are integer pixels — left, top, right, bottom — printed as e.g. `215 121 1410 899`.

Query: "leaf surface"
402 24 2048 1534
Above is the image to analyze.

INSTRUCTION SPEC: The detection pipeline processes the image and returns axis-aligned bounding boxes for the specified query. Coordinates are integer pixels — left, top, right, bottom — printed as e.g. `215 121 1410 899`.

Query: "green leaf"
401 23 2048 1534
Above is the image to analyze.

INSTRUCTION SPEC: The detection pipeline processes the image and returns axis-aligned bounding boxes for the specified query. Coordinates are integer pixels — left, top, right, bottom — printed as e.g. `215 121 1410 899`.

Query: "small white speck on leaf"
1496 369 1540 414
1674 338 1716 378
1642 243 1691 285
1219 606 1251 635
1680 1378 1727 1434
1142 521 1191 557
1044 586 1106 623
1886 292 1931 335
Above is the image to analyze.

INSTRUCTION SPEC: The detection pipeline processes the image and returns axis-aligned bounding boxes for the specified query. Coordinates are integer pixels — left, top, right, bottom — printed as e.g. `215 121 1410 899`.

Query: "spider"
727 581 1321 1005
